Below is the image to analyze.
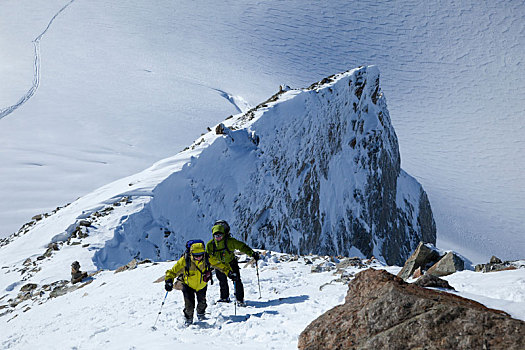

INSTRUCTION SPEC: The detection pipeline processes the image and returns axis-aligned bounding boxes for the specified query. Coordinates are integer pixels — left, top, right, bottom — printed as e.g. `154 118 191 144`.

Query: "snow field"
1 253 349 349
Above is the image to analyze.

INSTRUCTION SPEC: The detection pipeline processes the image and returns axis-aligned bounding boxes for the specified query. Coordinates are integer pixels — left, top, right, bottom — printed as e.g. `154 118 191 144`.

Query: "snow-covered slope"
1 0 524 263
1 251 524 349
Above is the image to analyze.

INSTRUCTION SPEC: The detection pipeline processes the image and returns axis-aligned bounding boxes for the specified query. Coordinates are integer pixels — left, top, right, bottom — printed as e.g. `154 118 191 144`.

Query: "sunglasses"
192 252 204 258
213 233 224 237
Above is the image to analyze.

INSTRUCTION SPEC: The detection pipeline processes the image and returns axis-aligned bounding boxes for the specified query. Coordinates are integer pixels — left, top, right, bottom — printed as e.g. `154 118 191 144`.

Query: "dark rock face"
298 269 525 350
231 67 436 265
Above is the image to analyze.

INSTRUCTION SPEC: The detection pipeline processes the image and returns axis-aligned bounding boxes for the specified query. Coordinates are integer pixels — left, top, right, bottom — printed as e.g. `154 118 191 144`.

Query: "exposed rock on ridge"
298 269 525 350
94 66 435 268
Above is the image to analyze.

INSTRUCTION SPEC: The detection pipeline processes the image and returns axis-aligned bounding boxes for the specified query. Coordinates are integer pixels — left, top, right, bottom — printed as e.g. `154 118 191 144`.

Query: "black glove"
165 279 173 292
228 271 238 280
252 252 260 261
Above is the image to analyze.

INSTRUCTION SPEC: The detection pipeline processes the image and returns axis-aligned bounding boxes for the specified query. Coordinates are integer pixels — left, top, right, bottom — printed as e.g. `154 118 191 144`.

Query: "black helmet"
213 220 230 235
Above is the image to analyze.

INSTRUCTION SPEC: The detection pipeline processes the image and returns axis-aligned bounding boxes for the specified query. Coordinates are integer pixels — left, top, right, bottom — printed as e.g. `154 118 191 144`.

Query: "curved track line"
0 0 75 120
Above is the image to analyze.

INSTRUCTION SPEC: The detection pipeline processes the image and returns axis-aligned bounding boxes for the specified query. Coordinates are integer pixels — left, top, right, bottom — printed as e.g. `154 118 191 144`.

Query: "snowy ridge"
0 66 434 276
84 66 433 269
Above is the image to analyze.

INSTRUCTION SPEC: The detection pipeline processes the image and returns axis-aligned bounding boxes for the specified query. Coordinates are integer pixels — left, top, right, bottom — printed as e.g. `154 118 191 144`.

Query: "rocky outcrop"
92 67 435 269
475 256 524 273
71 261 88 284
298 268 525 350
397 242 466 280
231 67 436 266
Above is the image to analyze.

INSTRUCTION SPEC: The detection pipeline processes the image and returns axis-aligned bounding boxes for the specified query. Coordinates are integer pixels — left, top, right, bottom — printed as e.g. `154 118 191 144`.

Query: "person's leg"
196 286 208 319
215 268 230 301
182 284 196 322
230 260 244 303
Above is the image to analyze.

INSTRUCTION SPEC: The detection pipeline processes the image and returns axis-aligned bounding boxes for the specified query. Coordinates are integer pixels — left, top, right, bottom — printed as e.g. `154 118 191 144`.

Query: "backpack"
184 239 213 284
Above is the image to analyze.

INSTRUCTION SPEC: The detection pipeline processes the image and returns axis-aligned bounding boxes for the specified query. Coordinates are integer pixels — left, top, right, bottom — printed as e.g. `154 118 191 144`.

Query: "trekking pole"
151 291 168 331
233 279 237 316
255 261 262 299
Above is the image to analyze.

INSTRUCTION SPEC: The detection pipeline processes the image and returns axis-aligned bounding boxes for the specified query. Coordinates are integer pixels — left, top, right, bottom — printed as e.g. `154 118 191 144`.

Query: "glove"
252 252 260 261
228 271 238 280
202 270 212 283
165 279 173 292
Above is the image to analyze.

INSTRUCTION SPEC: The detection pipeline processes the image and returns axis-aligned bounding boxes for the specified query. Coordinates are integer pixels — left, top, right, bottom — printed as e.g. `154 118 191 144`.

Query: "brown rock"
20 283 37 292
336 257 366 270
397 242 441 280
426 251 464 277
414 273 455 290
71 261 88 284
490 255 503 264
475 258 521 273
78 220 91 227
298 268 525 350
215 123 226 135
114 259 138 273
71 271 88 284
412 266 422 279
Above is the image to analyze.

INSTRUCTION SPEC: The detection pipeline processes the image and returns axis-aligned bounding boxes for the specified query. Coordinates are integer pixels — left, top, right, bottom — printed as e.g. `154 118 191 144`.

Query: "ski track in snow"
211 88 251 114
0 0 75 120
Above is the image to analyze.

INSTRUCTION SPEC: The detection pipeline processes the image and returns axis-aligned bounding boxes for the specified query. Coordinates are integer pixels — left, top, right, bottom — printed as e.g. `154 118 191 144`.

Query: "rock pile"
397 242 464 280
71 261 88 284
475 255 523 273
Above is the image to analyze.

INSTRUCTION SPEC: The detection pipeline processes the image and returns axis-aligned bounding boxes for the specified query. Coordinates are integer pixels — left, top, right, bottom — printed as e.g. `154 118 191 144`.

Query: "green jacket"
206 235 255 264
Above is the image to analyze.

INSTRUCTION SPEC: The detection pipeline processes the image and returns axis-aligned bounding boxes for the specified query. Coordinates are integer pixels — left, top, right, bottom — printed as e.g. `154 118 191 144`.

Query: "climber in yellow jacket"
164 241 232 326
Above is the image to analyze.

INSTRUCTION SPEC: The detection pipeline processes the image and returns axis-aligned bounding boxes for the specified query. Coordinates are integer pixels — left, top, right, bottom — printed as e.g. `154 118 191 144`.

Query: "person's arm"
229 237 255 257
165 257 185 281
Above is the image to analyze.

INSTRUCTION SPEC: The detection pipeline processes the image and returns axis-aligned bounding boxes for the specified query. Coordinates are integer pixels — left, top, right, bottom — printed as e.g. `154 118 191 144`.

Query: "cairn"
71 261 88 284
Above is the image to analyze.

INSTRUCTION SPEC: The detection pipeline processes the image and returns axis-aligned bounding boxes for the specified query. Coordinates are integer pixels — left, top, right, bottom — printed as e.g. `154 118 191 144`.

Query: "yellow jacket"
165 254 230 291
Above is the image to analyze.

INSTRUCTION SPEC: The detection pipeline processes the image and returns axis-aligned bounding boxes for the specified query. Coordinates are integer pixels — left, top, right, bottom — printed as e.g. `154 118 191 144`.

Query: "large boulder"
397 242 441 280
426 251 464 277
298 268 525 350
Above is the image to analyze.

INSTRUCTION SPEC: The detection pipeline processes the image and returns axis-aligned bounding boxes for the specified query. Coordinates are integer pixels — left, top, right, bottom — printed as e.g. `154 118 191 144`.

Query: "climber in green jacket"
206 220 260 306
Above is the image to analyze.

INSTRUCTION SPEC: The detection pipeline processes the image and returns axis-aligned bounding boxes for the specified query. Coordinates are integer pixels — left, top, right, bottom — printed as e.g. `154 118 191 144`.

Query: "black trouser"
215 259 244 302
182 284 207 320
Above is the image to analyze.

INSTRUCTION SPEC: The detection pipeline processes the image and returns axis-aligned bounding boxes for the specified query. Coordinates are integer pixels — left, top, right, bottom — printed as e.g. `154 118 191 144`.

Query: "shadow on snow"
246 295 309 308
